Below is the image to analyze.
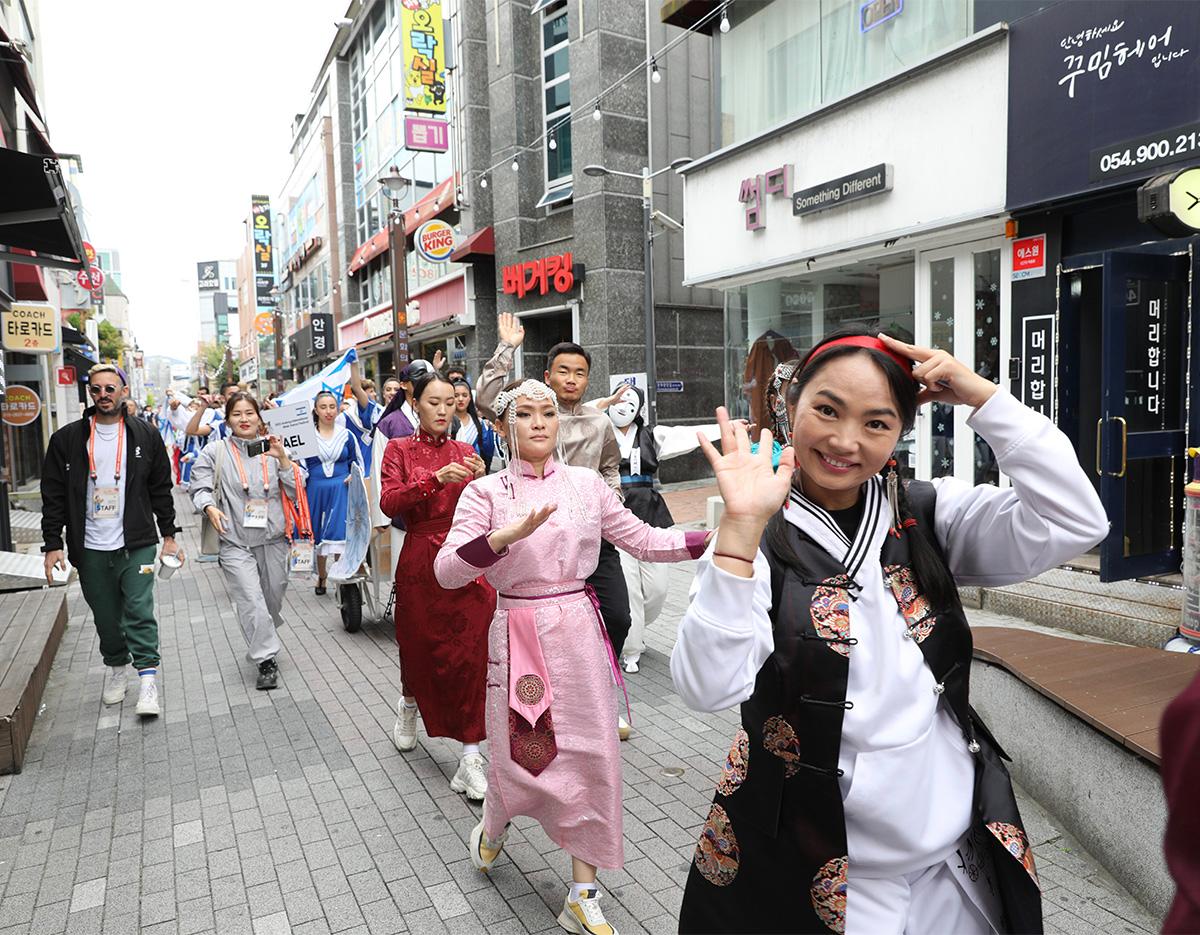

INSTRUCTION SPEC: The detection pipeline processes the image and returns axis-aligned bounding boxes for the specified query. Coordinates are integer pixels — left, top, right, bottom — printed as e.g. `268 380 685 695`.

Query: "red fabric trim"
804 335 916 379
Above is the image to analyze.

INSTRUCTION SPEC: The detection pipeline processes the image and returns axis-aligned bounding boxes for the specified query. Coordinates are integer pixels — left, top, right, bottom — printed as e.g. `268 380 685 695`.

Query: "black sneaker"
256 658 279 691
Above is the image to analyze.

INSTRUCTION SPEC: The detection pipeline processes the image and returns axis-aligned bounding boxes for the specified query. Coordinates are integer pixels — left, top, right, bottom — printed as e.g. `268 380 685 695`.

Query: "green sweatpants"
77 545 161 669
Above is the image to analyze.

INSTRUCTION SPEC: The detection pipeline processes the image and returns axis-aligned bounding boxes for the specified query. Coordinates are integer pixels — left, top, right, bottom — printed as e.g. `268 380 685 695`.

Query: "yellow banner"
402 1 447 114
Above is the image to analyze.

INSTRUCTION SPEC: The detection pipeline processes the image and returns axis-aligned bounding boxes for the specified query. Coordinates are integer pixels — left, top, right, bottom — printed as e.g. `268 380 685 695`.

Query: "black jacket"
41 407 178 563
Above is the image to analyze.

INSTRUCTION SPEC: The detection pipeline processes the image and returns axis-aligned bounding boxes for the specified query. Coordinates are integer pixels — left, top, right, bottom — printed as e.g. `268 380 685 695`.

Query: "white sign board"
262 401 319 460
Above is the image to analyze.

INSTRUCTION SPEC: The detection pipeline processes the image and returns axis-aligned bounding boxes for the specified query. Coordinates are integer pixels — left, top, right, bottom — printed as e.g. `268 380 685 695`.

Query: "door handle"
1096 416 1128 477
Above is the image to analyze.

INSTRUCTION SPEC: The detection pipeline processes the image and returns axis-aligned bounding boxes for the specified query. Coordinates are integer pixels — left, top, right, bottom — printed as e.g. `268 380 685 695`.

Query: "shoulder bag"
199 441 227 556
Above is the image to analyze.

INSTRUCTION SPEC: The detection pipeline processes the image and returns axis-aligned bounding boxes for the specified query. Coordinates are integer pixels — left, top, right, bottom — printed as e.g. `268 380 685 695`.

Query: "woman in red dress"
379 371 496 800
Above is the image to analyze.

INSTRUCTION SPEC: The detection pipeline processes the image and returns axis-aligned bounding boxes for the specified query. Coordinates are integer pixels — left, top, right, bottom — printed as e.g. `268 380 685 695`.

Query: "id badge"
93 486 119 519
244 498 269 529
290 540 314 576
629 447 641 477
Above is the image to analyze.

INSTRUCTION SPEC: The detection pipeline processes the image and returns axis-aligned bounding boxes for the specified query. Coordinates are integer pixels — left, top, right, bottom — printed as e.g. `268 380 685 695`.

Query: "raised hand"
488 503 558 553
698 407 794 528
878 333 999 409
497 312 526 348
432 349 446 370
435 462 473 485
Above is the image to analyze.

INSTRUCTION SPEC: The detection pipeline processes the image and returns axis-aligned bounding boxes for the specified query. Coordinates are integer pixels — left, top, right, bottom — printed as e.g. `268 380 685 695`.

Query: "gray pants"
218 538 288 664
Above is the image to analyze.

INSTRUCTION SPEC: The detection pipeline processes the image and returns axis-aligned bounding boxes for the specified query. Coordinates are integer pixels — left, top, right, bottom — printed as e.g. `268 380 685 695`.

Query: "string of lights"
474 0 731 190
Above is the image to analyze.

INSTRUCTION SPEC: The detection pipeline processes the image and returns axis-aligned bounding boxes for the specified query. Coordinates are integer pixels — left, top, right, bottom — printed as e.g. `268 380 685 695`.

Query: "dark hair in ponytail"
765 323 959 611
451 379 484 442
312 390 339 427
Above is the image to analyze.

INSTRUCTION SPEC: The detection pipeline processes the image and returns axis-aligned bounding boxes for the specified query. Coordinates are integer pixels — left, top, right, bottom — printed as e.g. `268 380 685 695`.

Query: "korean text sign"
2 303 59 353
501 254 579 299
251 196 273 275
402 1 447 114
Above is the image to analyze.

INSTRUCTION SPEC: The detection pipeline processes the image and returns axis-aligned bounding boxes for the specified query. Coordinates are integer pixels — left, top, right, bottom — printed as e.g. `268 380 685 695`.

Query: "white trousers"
218 538 289 664
618 548 670 662
846 858 996 935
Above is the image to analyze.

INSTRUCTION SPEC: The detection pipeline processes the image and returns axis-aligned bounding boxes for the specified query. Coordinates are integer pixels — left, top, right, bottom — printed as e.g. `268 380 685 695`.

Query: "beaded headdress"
493 379 583 520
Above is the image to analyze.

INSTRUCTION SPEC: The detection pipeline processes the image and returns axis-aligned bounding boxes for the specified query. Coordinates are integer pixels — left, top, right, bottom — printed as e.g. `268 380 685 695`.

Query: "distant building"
195 259 239 348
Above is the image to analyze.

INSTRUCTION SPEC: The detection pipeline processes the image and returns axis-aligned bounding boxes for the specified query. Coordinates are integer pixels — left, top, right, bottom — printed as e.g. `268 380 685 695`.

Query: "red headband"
803 335 916 380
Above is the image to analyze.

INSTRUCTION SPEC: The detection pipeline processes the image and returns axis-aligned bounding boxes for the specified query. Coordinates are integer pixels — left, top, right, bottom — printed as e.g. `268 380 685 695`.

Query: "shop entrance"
1061 246 1196 581
915 237 1008 486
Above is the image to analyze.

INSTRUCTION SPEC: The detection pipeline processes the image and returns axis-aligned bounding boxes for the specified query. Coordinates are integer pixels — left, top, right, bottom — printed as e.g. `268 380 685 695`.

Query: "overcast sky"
39 0 348 361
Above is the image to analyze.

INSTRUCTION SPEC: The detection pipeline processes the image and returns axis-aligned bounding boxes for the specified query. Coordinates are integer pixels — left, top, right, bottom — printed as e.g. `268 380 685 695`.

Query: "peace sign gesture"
878 334 999 409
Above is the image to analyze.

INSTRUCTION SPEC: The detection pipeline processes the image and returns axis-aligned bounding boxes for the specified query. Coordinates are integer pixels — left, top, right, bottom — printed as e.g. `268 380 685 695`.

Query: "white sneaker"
621 657 639 674
392 701 418 752
450 752 488 801
101 667 128 705
617 716 631 742
469 816 508 872
558 889 618 935
135 677 160 717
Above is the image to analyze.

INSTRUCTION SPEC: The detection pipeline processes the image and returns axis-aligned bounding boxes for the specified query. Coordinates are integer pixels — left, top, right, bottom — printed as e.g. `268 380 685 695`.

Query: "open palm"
698 408 795 525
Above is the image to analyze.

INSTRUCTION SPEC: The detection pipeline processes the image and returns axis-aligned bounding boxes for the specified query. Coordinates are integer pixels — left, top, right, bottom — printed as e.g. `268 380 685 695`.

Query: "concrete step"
964 567 1181 649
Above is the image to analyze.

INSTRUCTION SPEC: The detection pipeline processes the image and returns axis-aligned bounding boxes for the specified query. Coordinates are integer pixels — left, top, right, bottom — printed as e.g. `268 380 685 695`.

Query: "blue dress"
303 424 364 554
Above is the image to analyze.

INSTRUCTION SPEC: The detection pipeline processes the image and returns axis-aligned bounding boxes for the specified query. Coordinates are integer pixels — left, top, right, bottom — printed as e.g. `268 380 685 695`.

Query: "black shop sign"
1008 0 1200 210
792 164 893 217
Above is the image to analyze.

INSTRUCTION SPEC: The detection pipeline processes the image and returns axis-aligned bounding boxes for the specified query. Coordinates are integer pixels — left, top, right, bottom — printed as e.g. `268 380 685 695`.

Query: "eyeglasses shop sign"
792 165 894 217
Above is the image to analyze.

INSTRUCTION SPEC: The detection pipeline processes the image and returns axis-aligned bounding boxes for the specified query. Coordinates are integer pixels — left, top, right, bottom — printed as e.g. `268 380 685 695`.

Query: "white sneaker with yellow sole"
557 889 617 935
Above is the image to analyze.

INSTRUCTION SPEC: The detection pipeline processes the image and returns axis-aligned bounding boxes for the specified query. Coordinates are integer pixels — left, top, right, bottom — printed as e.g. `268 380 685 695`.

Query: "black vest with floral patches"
678 481 1042 935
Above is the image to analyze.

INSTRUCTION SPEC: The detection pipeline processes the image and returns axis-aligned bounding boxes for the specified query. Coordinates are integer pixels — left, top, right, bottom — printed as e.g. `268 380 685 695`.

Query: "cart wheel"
340 585 363 633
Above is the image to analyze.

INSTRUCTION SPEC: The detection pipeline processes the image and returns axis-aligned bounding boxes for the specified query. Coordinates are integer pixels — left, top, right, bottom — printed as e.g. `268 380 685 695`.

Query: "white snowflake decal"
990 283 998 292
937 423 945 431
941 458 951 469
986 317 993 324
990 337 998 347
934 311 941 320
976 328 984 338
976 299 985 311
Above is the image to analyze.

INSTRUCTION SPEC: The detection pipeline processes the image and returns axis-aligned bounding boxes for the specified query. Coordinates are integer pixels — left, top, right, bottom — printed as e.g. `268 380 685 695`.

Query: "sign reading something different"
3 302 59 353
262 401 319 460
414 220 456 263
792 164 894 217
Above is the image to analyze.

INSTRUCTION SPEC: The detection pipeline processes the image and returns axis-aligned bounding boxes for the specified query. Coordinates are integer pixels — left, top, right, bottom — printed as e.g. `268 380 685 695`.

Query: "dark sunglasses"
88 384 120 396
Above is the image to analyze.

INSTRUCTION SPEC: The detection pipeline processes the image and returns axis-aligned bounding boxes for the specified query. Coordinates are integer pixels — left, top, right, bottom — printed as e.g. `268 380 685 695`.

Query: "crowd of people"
38 318 1134 934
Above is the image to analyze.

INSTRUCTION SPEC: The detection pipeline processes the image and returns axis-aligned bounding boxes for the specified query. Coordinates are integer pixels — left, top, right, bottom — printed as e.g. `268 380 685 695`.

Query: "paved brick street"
0 488 1161 934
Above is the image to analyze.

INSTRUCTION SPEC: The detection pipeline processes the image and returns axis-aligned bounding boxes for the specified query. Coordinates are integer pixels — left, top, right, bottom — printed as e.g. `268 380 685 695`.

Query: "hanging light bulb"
651 59 661 84
719 4 730 32
593 103 602 121
479 174 488 189
549 131 557 151
511 157 519 172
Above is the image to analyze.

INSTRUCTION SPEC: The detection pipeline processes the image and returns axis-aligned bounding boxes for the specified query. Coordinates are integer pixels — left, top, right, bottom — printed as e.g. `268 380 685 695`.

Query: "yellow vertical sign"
402 1 447 114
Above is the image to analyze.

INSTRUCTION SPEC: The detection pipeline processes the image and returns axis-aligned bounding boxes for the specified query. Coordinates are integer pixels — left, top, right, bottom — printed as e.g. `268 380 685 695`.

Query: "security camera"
651 209 684 233
334 17 355 28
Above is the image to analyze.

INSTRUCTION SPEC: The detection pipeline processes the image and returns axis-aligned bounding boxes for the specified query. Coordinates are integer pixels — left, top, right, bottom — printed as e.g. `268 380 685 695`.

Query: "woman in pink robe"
434 379 707 935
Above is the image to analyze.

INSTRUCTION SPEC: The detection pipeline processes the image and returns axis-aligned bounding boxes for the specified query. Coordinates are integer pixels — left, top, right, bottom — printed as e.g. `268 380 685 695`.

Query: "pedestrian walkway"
0 490 1163 934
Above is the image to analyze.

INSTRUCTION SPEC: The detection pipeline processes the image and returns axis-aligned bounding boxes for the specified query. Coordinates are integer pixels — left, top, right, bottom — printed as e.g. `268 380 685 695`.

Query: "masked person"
434 379 709 935
378 372 494 798
476 315 634 738
672 327 1109 935
189 392 302 690
40 363 180 716
592 384 721 673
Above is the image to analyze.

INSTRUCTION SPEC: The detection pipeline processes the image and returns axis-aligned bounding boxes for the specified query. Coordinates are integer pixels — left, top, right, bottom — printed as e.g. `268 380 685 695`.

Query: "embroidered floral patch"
810 576 852 656
762 715 802 778
810 856 848 933
884 564 936 643
508 708 557 776
987 820 1039 887
715 728 749 796
694 803 739 887
514 674 546 706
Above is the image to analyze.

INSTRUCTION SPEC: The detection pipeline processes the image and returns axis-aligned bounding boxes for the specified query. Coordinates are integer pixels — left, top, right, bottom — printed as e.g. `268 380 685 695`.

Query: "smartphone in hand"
245 438 269 459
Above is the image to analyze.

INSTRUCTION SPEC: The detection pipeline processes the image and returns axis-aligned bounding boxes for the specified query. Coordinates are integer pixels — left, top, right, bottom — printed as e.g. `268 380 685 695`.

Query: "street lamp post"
583 157 691 428
380 166 412 373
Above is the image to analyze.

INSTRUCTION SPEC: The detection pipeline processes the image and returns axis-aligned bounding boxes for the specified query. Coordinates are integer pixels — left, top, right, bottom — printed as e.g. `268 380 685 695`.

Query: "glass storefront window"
724 254 915 436
973 249 1001 484
928 257 955 479
719 0 973 146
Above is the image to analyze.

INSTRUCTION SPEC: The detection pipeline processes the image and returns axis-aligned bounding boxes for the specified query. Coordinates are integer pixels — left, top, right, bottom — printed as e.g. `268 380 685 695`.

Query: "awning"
0 147 88 271
10 249 46 300
0 24 43 121
61 325 93 349
346 173 461 278
450 226 494 263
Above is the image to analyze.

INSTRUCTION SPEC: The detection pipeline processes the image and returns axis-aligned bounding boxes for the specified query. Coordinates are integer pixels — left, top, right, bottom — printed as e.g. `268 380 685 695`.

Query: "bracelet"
714 550 756 565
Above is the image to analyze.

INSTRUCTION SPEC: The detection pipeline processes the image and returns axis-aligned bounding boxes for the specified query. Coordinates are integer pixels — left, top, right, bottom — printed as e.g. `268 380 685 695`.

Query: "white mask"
608 389 639 429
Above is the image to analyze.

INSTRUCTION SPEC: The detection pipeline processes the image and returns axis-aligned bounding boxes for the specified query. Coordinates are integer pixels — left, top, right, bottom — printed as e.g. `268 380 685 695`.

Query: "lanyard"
281 465 313 540
227 440 270 493
88 417 124 482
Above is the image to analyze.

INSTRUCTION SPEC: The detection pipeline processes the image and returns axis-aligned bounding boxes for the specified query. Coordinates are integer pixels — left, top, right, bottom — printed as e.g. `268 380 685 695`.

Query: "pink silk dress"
435 459 706 869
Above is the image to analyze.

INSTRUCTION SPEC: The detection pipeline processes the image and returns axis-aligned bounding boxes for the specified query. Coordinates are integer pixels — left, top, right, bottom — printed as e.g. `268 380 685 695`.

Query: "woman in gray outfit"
189 392 303 690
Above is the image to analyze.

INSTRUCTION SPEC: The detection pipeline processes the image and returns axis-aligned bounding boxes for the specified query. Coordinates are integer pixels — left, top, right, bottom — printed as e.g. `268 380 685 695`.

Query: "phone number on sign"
1090 124 1200 181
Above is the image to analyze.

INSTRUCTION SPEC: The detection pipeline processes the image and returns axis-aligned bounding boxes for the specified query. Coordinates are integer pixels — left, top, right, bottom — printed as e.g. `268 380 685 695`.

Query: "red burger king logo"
414 220 456 264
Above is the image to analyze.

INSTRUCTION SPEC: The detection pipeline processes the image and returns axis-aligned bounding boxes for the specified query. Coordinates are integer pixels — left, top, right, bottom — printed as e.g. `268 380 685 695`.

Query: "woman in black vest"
672 326 1109 934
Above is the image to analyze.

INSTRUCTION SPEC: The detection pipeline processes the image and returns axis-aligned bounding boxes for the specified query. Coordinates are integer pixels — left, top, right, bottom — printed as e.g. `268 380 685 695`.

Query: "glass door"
915 238 1010 485
1097 252 1189 580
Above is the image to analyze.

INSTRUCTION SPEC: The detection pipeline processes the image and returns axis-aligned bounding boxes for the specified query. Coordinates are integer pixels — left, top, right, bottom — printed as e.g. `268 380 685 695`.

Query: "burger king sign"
414 220 457 264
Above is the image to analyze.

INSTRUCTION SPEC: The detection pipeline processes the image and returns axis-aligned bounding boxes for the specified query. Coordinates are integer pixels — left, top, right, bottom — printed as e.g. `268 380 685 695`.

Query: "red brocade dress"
379 431 497 742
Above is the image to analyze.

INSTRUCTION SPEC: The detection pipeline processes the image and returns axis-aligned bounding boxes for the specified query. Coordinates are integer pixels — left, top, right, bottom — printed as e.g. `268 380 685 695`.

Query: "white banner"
262 401 319 460
274 347 357 408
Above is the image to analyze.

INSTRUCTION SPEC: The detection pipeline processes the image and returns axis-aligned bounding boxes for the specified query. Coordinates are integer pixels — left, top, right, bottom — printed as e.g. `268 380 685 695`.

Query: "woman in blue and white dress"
304 390 365 595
